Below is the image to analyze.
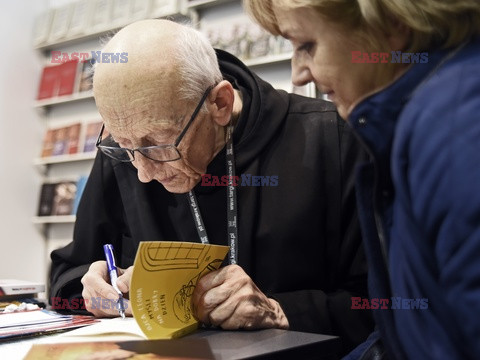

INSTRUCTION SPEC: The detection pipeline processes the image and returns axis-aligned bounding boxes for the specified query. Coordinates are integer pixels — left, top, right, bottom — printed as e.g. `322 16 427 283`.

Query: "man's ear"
208 80 234 126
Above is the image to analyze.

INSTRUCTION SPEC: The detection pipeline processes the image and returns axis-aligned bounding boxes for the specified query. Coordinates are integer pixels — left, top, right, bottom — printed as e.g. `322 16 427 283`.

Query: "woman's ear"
208 80 234 126
386 18 411 51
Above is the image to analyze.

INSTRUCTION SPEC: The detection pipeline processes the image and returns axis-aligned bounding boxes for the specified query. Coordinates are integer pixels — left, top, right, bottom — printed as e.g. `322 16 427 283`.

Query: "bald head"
93 19 222 133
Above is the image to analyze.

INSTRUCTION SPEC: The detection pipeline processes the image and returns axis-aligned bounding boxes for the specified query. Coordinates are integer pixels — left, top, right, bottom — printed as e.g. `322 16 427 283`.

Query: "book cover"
0 280 45 297
25 338 214 360
83 121 103 153
37 182 57 216
57 60 79 97
131 242 229 339
37 65 60 100
51 181 77 216
72 175 88 215
51 126 69 156
77 60 93 93
40 128 57 158
66 123 81 154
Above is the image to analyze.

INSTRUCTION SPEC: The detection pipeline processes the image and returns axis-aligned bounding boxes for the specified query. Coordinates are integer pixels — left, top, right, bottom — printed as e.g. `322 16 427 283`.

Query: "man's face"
97 89 220 194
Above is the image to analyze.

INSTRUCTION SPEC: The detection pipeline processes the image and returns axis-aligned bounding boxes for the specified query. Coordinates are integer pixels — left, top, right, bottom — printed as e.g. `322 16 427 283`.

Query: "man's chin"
159 177 200 194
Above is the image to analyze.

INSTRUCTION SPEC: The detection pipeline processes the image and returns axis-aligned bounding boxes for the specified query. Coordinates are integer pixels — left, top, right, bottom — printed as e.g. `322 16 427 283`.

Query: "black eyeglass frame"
95 85 215 163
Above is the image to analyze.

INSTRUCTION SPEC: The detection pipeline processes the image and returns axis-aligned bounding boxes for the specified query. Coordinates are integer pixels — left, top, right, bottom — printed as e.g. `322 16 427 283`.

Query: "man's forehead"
104 112 185 140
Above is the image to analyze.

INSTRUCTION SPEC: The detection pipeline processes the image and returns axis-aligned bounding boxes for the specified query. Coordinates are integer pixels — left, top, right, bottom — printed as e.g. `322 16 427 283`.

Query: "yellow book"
131 241 229 339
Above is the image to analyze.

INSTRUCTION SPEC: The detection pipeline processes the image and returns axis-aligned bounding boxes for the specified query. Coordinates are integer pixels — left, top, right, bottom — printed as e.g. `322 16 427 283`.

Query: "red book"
37 65 60 100
57 60 79 97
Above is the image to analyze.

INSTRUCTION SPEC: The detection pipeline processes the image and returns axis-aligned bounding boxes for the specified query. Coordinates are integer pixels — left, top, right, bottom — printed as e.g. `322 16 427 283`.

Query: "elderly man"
50 19 371 354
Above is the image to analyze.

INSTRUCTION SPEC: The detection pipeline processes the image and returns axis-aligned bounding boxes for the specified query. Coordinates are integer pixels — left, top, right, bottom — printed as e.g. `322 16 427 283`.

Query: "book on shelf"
51 126 69 156
90 0 113 33
83 121 103 153
40 128 56 157
41 122 81 158
57 60 79 97
66 123 82 154
37 176 90 217
67 0 94 38
51 181 78 216
130 0 151 22
37 183 57 216
0 279 45 299
72 175 88 215
48 3 74 42
37 61 80 100
37 65 59 100
77 60 94 93
111 0 133 28
32 9 54 46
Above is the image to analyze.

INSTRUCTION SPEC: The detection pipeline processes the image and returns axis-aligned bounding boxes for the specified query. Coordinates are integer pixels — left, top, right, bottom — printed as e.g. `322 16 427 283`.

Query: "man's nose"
291 54 313 86
134 154 158 183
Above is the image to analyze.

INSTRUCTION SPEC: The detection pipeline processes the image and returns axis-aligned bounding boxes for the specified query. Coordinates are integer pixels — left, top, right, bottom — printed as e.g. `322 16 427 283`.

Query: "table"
190 328 339 359
1 327 339 359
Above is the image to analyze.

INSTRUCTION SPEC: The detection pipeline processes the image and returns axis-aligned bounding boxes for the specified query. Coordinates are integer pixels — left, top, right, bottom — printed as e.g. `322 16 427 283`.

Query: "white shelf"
34 91 94 108
244 52 292 67
186 0 236 10
35 13 190 52
32 215 76 224
34 151 97 166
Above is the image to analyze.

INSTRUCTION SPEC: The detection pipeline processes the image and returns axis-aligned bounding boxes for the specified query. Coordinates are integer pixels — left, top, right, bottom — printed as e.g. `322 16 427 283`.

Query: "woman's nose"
291 54 313 86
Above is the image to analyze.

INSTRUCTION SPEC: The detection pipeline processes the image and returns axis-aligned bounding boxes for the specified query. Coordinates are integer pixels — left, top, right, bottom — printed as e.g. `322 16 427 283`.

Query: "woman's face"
274 6 400 120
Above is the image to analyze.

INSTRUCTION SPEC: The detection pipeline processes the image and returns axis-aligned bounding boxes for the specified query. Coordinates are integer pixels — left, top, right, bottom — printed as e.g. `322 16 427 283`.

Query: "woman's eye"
297 42 314 53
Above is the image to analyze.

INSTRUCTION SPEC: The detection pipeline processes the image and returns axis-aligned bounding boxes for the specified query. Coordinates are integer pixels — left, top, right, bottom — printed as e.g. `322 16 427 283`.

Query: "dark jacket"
346 37 480 359
50 50 372 355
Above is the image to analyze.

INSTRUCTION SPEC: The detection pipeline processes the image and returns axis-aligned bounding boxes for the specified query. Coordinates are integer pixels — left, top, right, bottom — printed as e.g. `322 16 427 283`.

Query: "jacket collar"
348 49 449 167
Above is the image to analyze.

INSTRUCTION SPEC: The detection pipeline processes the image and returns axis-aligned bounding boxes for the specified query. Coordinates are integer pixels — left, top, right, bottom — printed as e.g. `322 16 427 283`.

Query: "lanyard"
187 126 238 265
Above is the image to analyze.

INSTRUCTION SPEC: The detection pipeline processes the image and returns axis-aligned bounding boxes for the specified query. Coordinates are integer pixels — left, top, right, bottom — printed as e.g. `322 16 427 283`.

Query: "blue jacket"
346 36 480 359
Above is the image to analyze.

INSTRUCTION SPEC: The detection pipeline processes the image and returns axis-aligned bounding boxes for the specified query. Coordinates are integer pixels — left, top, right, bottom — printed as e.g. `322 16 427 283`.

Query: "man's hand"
81 261 133 317
192 264 289 330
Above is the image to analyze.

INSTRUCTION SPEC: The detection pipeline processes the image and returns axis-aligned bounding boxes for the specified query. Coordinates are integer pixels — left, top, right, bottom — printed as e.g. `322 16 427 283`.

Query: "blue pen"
103 244 126 319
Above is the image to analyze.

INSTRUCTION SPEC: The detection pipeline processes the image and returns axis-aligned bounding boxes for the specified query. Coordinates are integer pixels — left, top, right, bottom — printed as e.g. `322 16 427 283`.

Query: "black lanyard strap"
187 125 238 264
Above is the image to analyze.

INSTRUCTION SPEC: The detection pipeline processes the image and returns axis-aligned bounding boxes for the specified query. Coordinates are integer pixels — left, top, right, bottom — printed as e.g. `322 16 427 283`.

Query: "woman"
245 1 480 359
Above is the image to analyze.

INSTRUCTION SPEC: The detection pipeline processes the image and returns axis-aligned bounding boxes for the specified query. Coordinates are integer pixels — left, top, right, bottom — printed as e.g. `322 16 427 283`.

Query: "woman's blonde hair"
244 0 480 52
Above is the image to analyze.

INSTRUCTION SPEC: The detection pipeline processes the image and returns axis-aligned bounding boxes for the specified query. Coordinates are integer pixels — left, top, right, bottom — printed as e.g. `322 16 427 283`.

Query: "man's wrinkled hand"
81 261 134 317
191 264 289 330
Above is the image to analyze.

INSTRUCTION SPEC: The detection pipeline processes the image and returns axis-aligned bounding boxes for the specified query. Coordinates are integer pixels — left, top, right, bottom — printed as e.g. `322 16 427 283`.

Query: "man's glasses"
96 85 214 162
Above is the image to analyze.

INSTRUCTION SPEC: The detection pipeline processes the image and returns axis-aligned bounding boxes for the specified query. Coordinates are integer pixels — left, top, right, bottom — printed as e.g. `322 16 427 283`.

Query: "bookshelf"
186 0 237 10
